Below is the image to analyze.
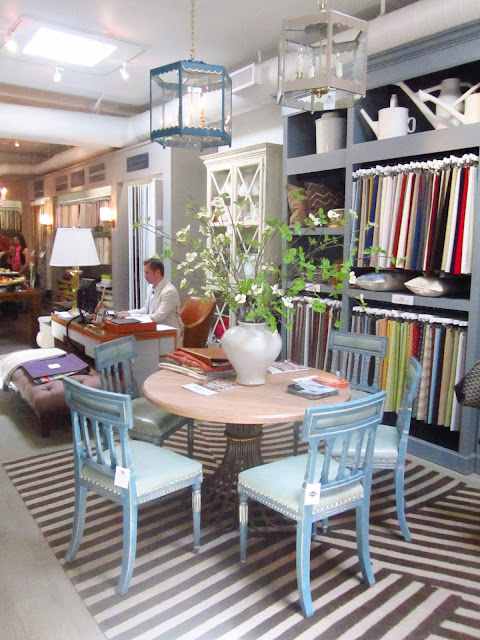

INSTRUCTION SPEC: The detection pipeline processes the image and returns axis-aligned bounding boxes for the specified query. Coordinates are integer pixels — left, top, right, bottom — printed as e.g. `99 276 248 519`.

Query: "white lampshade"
50 227 100 267
99 206 113 222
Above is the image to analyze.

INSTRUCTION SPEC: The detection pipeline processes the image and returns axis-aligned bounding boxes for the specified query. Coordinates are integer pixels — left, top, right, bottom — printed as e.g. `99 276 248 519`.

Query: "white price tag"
183 383 217 396
48 363 61 370
323 90 336 110
391 294 414 306
114 466 130 488
304 483 321 505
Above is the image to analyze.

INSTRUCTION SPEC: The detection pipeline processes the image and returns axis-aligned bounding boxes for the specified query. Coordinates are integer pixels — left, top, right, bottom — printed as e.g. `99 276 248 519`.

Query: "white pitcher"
360 94 416 139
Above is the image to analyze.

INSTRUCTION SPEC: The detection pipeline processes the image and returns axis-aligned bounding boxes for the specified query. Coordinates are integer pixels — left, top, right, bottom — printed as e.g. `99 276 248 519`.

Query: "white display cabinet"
201 143 283 337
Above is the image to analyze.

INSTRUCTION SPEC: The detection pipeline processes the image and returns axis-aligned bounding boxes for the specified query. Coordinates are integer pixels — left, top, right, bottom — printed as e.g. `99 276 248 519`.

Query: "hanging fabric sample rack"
286 296 342 368
350 306 467 431
351 153 478 275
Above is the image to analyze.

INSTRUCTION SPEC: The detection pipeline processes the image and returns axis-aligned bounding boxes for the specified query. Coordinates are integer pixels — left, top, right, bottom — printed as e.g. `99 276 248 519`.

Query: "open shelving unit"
282 23 480 475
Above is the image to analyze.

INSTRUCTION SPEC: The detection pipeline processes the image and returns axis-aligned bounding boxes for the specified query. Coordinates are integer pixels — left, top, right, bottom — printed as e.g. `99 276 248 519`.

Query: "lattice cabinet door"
201 143 283 341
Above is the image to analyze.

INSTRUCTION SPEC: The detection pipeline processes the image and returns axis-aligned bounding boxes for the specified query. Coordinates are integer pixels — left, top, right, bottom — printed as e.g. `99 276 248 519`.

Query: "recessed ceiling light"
23 27 117 67
53 66 63 82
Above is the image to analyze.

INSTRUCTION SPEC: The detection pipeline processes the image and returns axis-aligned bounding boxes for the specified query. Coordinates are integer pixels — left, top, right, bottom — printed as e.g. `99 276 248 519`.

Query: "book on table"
286 380 339 400
179 346 230 367
23 353 90 380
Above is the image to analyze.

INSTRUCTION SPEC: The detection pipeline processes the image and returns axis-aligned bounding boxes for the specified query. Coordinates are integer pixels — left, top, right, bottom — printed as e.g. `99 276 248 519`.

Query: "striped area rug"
4 422 480 640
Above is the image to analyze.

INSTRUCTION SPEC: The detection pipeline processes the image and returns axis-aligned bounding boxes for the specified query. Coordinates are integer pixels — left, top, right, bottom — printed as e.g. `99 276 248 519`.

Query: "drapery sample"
286 297 342 368
352 154 478 275
351 306 467 431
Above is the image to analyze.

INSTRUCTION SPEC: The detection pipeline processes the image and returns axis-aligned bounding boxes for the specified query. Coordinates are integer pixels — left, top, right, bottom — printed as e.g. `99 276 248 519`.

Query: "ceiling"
0 0 420 169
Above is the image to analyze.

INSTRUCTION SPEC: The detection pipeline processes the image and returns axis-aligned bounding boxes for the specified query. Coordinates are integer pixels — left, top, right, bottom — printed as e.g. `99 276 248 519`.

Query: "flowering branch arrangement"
136 197 353 332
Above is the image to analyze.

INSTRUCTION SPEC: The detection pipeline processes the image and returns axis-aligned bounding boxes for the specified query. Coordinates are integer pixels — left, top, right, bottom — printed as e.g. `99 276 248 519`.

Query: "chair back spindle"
327 331 388 392
95 336 140 398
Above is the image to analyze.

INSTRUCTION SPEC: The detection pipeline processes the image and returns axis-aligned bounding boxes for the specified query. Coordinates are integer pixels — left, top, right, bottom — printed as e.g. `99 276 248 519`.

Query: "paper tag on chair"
304 483 321 505
114 466 130 488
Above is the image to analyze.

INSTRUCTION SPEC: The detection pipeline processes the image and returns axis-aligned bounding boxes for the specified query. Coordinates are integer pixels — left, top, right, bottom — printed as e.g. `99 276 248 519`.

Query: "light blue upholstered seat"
331 356 422 541
238 391 386 618
63 377 202 595
94 335 194 456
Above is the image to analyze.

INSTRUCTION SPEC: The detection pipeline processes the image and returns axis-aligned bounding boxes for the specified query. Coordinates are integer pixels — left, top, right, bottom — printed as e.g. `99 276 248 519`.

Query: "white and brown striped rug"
3 422 480 640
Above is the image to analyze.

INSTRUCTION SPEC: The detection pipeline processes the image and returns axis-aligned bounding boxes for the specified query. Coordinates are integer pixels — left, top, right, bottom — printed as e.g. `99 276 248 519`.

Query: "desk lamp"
50 227 100 313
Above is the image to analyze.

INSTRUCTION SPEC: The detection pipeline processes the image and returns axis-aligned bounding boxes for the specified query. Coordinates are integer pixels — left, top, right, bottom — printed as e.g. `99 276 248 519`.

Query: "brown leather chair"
180 296 215 348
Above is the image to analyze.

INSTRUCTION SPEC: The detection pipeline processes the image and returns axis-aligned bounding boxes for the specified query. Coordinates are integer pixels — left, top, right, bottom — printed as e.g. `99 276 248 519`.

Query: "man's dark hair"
144 257 164 275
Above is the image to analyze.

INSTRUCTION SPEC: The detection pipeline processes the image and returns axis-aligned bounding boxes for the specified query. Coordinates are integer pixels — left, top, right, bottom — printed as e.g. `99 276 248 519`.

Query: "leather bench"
2 355 101 437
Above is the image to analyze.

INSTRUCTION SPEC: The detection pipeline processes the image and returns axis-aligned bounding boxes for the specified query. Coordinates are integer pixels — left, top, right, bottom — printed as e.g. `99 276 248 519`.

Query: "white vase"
221 321 282 386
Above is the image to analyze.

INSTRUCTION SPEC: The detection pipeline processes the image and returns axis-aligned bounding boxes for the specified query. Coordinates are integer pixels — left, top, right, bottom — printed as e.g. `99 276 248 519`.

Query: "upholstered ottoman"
2 355 101 437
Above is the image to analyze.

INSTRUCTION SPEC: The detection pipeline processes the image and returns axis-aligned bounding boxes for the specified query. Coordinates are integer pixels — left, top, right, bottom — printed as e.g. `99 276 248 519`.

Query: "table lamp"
50 227 100 313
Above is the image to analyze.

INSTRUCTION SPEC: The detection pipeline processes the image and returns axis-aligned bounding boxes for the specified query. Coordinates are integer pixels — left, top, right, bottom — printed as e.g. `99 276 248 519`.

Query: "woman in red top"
11 233 30 275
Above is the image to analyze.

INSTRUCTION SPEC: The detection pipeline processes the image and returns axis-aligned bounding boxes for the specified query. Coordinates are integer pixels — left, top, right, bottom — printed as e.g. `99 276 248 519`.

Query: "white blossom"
282 296 294 309
308 213 322 226
271 284 284 296
235 293 247 304
180 278 187 288
176 225 191 241
251 283 264 295
185 252 197 263
349 271 357 285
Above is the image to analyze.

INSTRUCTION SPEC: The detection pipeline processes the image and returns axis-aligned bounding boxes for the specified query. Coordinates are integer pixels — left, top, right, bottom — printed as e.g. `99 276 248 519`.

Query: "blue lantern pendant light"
278 0 368 112
150 0 232 150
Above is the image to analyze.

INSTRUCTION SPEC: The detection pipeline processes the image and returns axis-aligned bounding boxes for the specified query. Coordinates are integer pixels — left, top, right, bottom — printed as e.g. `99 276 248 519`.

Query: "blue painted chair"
369 356 423 540
63 376 202 595
238 391 386 618
327 330 388 398
292 331 388 455
94 336 194 457
330 357 422 541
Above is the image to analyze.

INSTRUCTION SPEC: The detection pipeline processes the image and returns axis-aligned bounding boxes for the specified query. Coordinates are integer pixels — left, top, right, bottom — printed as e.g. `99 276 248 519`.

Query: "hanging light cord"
190 0 196 61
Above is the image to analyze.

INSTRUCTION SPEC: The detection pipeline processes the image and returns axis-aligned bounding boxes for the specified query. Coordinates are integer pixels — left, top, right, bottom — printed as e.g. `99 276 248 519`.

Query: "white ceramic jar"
315 112 346 154
221 321 282 386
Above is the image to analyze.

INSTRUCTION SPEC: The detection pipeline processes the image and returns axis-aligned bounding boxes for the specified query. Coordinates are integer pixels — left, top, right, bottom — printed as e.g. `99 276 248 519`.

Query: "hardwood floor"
0 311 106 640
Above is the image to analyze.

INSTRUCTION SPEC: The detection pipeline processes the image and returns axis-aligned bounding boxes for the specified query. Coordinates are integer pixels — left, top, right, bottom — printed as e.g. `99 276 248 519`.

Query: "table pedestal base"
203 423 274 528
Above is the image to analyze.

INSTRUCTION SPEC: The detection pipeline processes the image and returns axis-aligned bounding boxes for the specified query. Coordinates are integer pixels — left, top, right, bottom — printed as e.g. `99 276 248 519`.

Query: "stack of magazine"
286 378 339 400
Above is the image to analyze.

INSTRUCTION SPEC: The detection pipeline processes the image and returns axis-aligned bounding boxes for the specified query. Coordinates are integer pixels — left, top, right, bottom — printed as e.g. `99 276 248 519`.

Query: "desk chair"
293 331 388 456
180 296 215 348
94 336 194 457
238 391 386 618
63 377 202 595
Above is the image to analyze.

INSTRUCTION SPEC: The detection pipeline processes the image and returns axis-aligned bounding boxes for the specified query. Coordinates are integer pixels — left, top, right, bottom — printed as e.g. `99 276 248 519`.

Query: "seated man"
116 258 184 339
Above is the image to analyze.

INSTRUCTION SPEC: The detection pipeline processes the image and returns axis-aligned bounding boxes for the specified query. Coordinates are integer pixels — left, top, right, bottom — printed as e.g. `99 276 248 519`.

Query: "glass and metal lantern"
150 59 232 149
278 1 367 112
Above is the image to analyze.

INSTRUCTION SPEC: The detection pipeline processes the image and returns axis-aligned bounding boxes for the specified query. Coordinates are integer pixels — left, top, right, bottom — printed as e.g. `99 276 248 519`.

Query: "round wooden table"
143 368 351 526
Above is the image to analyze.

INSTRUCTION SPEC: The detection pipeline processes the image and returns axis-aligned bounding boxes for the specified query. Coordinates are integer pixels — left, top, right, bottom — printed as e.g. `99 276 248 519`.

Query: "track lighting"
53 66 63 83
120 62 128 80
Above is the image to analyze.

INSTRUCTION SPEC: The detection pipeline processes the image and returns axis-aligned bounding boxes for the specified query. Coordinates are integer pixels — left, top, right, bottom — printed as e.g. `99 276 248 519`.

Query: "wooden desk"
143 368 351 525
0 288 44 346
51 315 177 387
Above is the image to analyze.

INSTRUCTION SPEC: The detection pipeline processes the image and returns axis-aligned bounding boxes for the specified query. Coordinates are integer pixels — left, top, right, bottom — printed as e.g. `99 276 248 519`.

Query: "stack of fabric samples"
160 347 234 381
